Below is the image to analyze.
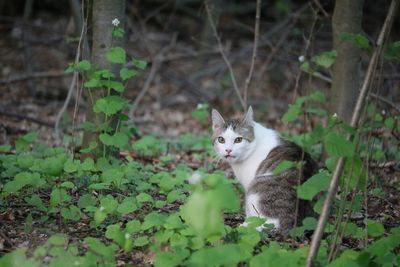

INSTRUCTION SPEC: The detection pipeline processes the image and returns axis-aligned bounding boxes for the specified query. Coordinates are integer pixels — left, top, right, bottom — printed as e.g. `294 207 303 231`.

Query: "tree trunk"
82 0 125 152
330 0 364 123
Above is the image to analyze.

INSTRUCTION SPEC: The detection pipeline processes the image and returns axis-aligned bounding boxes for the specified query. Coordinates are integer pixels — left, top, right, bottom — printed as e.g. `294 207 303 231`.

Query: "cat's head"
211 106 256 164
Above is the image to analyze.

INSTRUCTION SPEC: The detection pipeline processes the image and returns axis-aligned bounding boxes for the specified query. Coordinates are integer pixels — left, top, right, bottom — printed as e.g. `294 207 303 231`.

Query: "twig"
313 0 330 18
306 1 399 266
204 0 246 111
129 34 178 118
243 0 261 109
304 72 400 113
292 3 318 101
370 92 400 113
54 1 88 141
0 70 69 85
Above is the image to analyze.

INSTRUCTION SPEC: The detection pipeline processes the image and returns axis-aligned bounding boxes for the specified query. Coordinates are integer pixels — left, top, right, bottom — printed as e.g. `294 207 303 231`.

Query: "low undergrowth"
0 94 399 267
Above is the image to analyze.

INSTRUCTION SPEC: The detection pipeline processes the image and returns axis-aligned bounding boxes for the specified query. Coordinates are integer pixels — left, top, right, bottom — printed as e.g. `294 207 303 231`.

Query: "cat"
211 106 318 235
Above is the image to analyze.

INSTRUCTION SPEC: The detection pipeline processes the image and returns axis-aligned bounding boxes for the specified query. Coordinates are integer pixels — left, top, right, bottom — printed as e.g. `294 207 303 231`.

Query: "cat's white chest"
230 123 279 191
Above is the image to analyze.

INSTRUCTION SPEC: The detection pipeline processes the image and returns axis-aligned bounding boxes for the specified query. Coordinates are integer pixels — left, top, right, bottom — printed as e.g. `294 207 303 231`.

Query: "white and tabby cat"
211 106 318 235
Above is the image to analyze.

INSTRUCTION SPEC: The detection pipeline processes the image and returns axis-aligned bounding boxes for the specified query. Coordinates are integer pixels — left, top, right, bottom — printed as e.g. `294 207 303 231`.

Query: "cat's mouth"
224 154 235 159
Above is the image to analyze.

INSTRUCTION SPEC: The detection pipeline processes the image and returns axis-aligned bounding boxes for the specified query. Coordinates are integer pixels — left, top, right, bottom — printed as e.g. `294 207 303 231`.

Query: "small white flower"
188 171 202 184
125 233 130 240
99 206 105 211
333 113 338 118
381 110 386 115
197 103 206 109
112 18 120 26
298 55 305 62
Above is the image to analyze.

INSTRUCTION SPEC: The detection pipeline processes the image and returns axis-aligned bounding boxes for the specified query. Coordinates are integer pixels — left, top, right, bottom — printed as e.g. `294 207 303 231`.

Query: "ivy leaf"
106 47 126 64
324 132 355 157
93 96 126 116
120 68 137 81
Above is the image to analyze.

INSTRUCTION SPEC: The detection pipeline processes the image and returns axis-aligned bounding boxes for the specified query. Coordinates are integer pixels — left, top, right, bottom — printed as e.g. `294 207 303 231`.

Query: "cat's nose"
225 149 232 154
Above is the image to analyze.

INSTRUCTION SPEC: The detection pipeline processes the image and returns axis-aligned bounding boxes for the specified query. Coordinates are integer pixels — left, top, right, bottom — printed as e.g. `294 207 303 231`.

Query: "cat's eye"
217 137 225 143
234 137 243 143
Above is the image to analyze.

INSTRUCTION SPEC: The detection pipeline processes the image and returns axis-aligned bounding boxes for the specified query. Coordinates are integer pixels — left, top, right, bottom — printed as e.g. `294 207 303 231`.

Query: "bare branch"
204 0 246 111
243 0 261 110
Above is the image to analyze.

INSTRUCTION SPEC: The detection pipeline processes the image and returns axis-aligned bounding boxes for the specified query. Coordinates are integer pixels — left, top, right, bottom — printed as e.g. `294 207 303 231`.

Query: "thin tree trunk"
82 0 125 152
330 0 364 123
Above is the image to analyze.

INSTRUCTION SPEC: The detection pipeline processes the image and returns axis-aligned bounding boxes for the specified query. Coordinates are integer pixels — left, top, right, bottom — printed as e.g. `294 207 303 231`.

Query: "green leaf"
134 236 149 247
311 50 337 69
0 248 39 267
99 132 127 149
84 77 101 88
167 190 185 203
306 107 327 116
60 181 75 189
324 132 355 157
0 144 12 152
25 194 47 212
3 172 43 197
136 192 153 204
187 244 252 267
155 250 190 267
180 190 224 238
81 158 95 171
100 80 125 93
50 187 71 207
60 205 81 221
366 219 385 237
105 224 124 247
117 197 138 215
309 91 326 102
340 32 371 50
21 132 39 142
93 96 126 116
141 212 166 230
282 103 301 125
80 141 98 154
84 237 118 262
297 170 330 200
106 47 126 64
100 196 118 213
132 59 147 70
126 220 141 233
120 68 137 81
273 160 296 175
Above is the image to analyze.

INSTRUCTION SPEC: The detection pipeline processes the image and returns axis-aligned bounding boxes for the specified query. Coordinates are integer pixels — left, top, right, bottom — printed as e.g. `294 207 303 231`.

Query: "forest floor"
1 3 400 266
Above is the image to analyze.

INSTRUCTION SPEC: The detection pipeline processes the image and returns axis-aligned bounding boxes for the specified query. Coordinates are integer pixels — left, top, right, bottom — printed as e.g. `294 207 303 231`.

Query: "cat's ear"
242 106 254 125
211 109 225 131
